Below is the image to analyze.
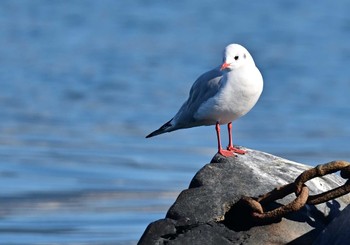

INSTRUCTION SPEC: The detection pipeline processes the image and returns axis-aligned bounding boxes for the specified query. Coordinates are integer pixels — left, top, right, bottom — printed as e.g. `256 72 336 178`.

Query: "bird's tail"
146 118 174 138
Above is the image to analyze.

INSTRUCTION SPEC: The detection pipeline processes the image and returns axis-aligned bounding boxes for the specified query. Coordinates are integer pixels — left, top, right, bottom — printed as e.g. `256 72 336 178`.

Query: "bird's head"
220 44 255 71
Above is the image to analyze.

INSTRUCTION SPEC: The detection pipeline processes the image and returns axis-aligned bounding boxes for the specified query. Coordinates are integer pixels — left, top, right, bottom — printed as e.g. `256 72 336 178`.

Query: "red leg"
226 122 246 154
227 122 233 149
216 122 234 157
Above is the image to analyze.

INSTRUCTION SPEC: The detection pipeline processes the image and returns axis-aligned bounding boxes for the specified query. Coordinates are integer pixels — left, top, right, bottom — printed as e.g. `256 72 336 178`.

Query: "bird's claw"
227 146 246 155
218 149 236 157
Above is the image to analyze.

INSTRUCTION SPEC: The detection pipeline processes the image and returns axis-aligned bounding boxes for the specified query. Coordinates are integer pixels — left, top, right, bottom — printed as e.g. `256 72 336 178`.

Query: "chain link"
240 160 350 222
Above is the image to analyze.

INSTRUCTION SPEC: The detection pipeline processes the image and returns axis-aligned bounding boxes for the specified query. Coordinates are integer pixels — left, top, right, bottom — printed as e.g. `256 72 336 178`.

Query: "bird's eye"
234 56 239 60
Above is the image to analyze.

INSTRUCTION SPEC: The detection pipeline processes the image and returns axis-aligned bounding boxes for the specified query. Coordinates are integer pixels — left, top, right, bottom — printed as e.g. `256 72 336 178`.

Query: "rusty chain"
240 160 350 223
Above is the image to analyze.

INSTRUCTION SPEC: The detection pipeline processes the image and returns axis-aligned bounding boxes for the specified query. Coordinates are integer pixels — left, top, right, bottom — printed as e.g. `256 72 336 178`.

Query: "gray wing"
173 67 223 128
145 67 223 138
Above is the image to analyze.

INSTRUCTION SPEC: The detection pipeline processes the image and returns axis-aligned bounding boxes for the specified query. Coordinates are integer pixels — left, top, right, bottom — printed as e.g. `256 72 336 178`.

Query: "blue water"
0 1 349 244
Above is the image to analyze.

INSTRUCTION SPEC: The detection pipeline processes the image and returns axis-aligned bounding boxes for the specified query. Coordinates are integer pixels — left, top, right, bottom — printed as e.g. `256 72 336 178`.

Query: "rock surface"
313 205 350 245
138 148 350 245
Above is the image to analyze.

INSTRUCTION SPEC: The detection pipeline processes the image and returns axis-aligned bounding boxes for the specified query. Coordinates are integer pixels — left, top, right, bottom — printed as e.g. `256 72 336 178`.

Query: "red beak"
220 62 230 71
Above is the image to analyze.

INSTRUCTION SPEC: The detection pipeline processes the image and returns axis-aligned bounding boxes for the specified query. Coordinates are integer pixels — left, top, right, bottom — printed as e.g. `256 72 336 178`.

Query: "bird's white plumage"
195 59 263 125
146 43 263 138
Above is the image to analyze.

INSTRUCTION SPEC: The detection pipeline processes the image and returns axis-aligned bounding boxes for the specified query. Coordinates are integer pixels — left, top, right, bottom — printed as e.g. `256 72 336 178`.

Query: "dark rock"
313 205 350 245
138 219 177 244
138 148 350 245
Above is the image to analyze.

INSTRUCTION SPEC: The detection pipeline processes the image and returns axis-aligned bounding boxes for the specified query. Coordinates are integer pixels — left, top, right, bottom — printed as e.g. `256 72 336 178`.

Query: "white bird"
146 44 263 157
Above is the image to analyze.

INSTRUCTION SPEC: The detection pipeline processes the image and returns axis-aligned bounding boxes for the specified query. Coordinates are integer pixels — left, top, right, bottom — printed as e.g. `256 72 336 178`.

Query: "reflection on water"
0 0 349 244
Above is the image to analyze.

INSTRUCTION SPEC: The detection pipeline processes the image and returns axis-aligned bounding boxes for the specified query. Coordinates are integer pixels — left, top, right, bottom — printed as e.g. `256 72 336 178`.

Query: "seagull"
146 44 263 157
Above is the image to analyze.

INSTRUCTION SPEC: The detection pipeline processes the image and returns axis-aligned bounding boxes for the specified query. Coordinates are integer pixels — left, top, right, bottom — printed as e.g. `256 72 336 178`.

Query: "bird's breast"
194 68 263 125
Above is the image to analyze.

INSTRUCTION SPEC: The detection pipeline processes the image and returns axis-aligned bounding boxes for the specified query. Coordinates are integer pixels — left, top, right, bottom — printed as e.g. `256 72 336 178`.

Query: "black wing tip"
145 132 155 138
145 119 173 139
145 128 164 138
